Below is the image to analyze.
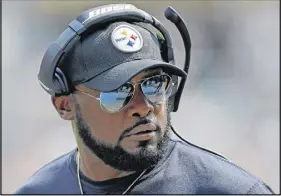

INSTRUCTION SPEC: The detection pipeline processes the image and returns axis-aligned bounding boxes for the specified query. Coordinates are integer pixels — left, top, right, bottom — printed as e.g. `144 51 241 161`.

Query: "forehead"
131 68 163 81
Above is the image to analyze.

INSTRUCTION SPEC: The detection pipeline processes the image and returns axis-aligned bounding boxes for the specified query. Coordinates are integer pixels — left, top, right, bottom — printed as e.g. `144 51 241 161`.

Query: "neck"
77 145 135 182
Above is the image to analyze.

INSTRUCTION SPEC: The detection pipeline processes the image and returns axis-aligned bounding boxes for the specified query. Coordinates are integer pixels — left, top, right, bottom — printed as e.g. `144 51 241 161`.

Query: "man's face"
72 69 172 171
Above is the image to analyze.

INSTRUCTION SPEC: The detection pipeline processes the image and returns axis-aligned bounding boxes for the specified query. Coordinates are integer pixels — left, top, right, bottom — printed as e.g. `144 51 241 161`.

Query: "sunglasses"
74 74 175 113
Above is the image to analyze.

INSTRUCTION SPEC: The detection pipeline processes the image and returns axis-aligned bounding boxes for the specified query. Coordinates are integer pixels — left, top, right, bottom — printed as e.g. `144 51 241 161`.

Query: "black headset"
38 4 191 112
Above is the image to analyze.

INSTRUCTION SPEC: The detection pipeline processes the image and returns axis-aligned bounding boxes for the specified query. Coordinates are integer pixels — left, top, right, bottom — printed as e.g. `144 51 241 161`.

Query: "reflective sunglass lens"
99 75 173 113
100 83 133 113
141 75 170 104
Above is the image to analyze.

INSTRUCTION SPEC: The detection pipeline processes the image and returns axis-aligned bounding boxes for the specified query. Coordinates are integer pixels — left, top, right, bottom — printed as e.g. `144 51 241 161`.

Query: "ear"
51 96 74 120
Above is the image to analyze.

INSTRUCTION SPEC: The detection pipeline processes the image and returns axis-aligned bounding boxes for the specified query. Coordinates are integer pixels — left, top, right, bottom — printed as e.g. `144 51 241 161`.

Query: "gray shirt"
15 134 274 194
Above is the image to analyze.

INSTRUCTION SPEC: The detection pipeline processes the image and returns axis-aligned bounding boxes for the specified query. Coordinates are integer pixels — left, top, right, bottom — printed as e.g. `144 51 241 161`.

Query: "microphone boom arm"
164 6 191 112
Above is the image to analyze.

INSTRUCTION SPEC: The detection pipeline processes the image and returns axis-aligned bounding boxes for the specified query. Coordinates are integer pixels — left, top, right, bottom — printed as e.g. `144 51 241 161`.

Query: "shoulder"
166 135 274 194
14 149 78 194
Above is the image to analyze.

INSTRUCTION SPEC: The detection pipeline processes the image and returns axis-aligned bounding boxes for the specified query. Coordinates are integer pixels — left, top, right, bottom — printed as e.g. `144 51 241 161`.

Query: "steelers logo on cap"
111 25 143 53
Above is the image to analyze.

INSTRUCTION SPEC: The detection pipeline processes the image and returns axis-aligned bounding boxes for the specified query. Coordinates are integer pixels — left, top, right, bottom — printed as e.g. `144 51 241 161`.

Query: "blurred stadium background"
2 0 279 194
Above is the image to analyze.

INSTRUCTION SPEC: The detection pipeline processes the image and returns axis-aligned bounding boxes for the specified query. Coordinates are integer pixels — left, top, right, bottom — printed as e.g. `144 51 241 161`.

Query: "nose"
126 86 154 118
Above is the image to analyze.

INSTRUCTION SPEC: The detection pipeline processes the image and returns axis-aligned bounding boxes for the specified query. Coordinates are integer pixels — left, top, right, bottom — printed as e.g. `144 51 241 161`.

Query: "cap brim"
83 59 187 92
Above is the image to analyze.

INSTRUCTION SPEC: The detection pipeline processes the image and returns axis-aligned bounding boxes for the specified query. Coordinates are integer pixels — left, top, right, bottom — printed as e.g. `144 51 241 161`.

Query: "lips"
134 130 154 135
124 123 157 137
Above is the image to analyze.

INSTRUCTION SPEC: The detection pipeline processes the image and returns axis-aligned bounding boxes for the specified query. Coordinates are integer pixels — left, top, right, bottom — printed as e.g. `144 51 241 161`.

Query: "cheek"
154 104 168 133
77 100 125 144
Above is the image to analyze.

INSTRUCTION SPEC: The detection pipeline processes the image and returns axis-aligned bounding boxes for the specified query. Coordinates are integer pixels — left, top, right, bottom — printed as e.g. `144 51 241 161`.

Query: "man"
15 4 274 194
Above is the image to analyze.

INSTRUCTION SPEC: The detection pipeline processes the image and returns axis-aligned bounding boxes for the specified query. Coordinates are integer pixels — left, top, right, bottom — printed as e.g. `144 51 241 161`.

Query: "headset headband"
38 4 174 95
38 4 191 112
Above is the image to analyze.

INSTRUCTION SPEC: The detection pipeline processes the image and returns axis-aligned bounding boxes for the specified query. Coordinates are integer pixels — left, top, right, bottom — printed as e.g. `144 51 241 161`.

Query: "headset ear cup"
53 67 70 96
54 72 66 95
55 67 70 92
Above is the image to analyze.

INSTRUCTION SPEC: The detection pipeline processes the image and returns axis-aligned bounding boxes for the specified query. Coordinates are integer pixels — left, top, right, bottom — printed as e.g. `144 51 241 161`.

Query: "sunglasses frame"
74 74 175 113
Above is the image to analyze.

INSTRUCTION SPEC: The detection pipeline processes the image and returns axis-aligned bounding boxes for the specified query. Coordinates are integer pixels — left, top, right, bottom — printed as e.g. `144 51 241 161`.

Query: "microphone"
164 6 192 112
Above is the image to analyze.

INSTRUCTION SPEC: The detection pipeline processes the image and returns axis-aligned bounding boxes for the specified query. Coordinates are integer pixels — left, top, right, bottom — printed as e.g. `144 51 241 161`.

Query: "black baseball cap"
58 21 186 92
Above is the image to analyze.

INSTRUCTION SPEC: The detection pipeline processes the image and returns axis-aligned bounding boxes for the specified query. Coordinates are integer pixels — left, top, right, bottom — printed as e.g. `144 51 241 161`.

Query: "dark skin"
53 69 169 181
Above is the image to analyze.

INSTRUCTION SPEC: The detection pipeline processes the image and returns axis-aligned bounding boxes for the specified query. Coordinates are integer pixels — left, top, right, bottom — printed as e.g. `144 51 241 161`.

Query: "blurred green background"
2 0 279 194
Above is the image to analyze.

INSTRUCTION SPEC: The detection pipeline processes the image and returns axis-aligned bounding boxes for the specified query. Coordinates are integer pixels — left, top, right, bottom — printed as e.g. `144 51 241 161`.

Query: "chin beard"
74 101 172 172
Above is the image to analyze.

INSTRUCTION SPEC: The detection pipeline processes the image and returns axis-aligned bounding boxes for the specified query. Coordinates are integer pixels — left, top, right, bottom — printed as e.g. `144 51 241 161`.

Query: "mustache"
118 118 160 142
